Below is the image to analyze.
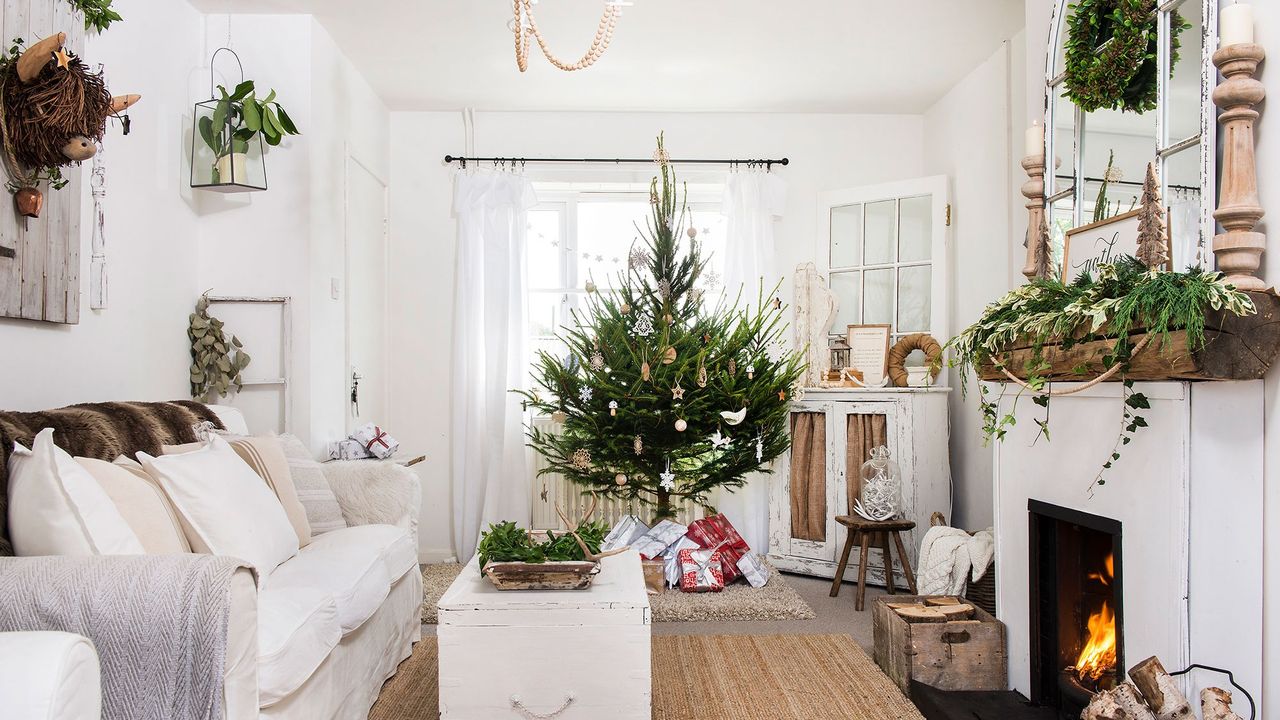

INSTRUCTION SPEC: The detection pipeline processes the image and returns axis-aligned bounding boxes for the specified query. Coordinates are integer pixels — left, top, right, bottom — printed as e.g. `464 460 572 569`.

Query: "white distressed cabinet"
437 549 651 719
768 388 951 589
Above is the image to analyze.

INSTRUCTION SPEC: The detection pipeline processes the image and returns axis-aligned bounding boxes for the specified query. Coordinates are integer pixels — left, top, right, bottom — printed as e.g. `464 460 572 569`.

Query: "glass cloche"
855 445 902 521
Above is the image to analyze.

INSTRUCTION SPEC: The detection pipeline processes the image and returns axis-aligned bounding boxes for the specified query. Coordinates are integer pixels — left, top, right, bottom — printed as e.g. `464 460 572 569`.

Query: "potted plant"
196 80 299 188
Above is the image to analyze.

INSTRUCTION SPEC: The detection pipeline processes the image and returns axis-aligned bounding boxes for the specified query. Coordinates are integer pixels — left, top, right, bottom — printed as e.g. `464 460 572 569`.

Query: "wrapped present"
678 543 727 593
327 439 372 461
351 423 399 459
632 519 688 560
737 552 770 588
602 515 650 552
686 513 750 583
663 536 700 587
641 560 665 595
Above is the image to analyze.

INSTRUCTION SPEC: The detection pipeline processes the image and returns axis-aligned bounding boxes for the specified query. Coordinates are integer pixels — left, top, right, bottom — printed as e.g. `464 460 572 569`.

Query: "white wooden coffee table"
437 548 652 719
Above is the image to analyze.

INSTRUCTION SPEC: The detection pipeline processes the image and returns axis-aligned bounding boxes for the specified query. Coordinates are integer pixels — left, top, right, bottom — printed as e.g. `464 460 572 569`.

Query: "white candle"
1221 2 1255 47
1025 121 1045 158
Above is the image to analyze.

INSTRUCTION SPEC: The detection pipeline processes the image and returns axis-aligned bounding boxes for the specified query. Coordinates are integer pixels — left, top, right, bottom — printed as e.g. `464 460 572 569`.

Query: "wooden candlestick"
1212 43 1267 291
1021 155 1051 281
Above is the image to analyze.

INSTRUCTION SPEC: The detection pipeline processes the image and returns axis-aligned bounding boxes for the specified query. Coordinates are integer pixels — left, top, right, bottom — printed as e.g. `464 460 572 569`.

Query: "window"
524 186 726 387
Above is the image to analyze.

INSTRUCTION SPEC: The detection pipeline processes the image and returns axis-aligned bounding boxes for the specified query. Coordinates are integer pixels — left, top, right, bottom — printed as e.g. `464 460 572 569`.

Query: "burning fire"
1076 552 1117 683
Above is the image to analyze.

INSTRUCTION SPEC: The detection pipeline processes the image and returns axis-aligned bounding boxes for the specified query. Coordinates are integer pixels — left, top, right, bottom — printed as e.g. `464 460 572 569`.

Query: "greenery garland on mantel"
945 257 1254 490
1064 0 1189 114
67 0 122 34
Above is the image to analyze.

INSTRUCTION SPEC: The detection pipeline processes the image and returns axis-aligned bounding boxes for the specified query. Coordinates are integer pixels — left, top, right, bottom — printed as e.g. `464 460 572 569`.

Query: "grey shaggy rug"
420 559 815 623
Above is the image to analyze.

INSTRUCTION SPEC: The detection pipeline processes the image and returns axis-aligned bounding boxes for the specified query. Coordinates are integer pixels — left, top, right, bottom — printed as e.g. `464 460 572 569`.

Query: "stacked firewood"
1084 656 1243 720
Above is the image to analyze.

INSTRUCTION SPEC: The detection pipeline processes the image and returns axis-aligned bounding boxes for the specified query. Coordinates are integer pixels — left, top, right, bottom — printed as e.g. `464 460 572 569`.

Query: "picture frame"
1061 209 1174 282
846 324 891 384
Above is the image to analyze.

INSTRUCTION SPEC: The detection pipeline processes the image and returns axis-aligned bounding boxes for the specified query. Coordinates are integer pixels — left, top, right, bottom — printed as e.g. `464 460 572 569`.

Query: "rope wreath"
888 333 943 388
1063 0 1186 114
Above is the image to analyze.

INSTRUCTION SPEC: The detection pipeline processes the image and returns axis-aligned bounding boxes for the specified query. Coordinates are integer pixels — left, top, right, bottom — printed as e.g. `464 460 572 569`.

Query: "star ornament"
54 48 72 70
671 385 685 400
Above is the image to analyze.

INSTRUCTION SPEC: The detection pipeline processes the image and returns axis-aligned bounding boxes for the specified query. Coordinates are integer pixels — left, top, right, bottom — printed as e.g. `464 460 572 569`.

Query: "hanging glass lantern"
856 446 901 521
191 48 267 193
829 336 851 373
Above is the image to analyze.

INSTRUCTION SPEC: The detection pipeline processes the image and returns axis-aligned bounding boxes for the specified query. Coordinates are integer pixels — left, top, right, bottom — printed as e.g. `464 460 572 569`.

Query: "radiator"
529 415 702 531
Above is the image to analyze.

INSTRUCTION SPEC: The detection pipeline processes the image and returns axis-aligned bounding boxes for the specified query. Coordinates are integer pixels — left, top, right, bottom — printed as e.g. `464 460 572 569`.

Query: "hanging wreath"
1063 0 1188 114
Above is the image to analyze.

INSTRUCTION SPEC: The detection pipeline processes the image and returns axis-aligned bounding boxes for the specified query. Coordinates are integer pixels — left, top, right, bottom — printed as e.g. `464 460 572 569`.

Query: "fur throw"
0 401 223 556
321 459 420 537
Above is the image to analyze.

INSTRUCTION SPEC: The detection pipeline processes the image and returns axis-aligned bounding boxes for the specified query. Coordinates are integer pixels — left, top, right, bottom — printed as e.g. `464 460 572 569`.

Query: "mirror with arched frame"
1045 0 1217 275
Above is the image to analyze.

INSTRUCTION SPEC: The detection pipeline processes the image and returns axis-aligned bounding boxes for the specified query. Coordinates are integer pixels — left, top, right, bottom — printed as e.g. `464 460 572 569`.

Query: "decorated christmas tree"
520 136 805 522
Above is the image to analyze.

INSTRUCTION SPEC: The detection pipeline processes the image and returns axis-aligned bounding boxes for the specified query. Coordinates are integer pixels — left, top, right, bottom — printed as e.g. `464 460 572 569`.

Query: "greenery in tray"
477 520 611 569
946 257 1254 490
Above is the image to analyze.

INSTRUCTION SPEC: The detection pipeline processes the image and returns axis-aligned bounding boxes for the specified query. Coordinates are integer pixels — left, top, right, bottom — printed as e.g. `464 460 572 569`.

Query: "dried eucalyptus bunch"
189 292 250 402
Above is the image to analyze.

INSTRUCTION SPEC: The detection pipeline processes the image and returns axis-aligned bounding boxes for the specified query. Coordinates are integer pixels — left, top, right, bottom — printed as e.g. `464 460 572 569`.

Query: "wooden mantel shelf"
977 291 1280 383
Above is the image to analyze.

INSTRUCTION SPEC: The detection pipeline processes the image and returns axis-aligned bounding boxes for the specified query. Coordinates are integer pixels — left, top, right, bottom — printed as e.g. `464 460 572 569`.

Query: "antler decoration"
554 494 630 562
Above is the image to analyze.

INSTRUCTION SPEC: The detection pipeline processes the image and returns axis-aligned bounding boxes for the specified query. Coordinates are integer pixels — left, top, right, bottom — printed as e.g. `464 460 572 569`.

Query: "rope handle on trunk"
510 693 575 719
992 334 1153 397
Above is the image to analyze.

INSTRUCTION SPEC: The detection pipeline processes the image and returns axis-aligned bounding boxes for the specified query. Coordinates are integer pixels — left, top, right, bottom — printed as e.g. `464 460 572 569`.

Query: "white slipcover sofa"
0 631 102 720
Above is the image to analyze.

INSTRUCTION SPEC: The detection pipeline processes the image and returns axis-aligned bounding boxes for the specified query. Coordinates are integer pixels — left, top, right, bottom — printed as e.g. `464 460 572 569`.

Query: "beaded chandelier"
512 0 632 72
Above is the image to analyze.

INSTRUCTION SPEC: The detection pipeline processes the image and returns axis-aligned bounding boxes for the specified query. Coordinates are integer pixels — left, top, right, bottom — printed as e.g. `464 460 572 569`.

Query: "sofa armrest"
0 631 101 720
321 460 421 545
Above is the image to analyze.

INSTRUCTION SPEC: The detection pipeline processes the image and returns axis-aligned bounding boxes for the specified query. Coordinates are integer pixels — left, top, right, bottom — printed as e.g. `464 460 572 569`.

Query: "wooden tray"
482 561 599 590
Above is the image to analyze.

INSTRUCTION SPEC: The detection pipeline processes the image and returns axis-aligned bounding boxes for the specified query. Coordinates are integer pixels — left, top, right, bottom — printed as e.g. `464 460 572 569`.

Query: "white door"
345 156 389 431
818 176 951 347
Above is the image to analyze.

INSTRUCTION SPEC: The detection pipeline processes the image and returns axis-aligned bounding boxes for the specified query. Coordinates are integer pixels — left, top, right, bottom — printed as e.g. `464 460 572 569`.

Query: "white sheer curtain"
713 170 787 554
451 171 537 560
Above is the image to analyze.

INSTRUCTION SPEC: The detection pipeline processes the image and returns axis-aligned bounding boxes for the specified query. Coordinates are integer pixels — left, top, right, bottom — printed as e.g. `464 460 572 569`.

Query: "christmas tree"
520 136 805 522
1136 162 1169 272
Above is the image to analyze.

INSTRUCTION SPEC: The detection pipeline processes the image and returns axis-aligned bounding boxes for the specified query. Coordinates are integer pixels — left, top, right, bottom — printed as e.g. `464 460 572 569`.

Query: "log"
1200 687 1244 720
1129 656 1194 720
976 291 1280 382
926 597 963 606
935 604 976 621
893 605 947 623
1083 684 1156 720
1114 683 1158 720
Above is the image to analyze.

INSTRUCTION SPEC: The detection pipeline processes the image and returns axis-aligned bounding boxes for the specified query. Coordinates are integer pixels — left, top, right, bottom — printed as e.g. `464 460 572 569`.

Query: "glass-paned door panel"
864 201 897 265
1165 2 1204 145
1051 92 1077 192
830 271 861 329
898 196 932 263
789 411 828 543
897 266 931 332
863 268 894 326
830 204 863 268
1165 148 1203 270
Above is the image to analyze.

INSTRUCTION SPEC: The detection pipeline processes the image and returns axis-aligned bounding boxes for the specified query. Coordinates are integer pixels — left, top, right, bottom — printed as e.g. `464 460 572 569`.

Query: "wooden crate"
872 595 1007 695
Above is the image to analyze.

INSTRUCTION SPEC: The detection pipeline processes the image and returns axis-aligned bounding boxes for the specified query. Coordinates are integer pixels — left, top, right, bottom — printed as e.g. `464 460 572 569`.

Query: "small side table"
829 515 918 611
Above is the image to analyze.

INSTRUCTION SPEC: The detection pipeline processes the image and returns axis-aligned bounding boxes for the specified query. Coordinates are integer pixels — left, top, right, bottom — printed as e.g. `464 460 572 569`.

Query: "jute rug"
370 634 923 720
420 561 815 623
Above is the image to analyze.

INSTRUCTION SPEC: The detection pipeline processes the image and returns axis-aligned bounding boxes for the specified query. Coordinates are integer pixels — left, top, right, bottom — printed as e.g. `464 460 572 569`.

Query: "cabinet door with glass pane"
820 177 950 352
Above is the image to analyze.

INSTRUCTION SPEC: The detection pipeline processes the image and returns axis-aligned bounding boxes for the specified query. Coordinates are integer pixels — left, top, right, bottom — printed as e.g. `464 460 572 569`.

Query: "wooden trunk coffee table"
437 548 652 719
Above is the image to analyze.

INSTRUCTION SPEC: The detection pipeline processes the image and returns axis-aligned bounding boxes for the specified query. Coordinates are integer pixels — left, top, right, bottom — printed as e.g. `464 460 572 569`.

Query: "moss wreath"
888 333 943 388
1064 0 1187 114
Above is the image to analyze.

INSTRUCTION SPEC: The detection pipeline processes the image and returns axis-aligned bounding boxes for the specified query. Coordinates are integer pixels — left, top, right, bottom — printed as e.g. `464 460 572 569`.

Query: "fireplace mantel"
992 380 1264 708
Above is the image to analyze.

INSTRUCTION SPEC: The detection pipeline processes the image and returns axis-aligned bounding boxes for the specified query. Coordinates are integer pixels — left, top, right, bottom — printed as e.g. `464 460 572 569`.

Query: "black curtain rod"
444 155 789 169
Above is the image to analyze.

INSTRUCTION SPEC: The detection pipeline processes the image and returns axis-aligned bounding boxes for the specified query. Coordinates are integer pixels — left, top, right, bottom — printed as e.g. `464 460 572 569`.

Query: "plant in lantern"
519 135 806 522
198 80 299 187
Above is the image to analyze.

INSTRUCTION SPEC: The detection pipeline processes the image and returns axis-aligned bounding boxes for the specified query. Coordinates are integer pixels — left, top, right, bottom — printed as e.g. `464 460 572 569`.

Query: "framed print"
1061 209 1173 282
846 324 891 384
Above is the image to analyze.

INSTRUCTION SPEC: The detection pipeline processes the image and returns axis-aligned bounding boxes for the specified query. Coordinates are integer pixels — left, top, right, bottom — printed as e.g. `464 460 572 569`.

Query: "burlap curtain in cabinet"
845 413 888 514
789 413 827 542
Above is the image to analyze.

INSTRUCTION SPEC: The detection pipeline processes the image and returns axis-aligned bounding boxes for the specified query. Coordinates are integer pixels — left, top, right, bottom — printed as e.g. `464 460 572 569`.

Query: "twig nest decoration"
888 333 943 388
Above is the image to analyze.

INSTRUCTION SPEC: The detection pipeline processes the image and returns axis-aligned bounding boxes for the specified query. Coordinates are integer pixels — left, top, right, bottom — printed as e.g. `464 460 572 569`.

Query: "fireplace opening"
1028 500 1124 718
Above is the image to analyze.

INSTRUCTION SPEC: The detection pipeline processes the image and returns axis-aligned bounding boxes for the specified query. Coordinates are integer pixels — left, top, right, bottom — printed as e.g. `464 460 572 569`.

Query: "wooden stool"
829 516 918 611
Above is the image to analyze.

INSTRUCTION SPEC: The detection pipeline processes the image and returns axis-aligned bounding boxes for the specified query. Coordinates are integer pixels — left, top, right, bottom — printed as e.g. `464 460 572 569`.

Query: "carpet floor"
421 561 815 624
370 634 923 720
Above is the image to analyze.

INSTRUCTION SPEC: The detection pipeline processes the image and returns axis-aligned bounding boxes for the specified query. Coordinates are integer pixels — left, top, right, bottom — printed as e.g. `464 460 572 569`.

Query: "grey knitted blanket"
0 554 248 720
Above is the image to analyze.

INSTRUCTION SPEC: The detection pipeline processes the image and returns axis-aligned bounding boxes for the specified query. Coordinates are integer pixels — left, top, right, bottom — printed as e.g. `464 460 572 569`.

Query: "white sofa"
0 631 102 720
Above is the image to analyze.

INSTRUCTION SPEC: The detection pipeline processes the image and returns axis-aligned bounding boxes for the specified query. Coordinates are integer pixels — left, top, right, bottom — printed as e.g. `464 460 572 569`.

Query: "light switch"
330 277 341 300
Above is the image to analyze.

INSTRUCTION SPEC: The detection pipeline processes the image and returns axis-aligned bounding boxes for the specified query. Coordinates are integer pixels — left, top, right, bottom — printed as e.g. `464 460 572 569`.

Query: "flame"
1076 552 1117 683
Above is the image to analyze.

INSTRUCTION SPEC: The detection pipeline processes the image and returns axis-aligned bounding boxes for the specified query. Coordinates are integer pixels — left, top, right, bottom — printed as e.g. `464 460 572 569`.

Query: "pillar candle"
1025 121 1045 158
1221 3 1255 48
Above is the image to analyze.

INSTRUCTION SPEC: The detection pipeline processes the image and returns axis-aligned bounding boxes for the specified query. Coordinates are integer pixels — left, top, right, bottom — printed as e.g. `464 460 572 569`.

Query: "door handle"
350 369 362 415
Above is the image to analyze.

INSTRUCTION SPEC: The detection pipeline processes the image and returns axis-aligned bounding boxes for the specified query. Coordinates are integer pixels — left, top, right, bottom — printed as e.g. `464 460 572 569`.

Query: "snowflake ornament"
659 465 676 491
628 247 651 270
570 448 592 471
589 350 605 371
579 386 593 403
657 278 672 300
703 269 722 289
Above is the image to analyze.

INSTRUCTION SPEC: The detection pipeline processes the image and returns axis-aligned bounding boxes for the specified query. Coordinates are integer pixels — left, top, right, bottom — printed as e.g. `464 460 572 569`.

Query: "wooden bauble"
14 187 43 219
675 419 687 432
641 362 651 381
615 473 627 486
662 347 677 364
552 410 567 424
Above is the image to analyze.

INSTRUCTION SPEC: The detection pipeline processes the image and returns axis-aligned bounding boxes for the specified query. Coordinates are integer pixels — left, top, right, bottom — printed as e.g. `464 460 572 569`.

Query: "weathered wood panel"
0 0 83 324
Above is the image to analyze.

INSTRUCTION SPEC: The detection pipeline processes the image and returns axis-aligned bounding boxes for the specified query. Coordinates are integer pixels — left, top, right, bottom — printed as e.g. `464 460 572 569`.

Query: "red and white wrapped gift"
685 513 750 583
663 536 700 587
632 520 688 560
678 542 727 593
351 423 400 460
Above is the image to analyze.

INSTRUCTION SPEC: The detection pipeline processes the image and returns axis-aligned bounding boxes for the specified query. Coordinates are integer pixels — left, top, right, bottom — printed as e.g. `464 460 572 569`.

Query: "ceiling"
188 0 1025 113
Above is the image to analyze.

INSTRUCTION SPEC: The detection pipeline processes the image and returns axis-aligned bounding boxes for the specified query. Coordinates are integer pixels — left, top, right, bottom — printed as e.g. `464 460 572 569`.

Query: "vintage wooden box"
872 595 1007 695
437 548 651 719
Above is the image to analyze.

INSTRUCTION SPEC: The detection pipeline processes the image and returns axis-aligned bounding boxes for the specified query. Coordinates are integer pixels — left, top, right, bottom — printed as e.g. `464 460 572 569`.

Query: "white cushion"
138 436 299 579
305 523 418 583
0 631 101 720
267 527 393 635
256 587 341 707
206 404 250 435
7 429 145 556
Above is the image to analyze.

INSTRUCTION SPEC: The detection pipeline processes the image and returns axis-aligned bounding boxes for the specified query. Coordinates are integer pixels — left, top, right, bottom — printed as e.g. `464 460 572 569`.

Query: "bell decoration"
14 186 42 219
854 446 902 522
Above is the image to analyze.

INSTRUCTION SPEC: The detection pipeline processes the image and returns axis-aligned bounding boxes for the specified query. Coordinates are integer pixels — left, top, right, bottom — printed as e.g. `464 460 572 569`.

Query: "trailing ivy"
1063 0 1189 114
67 0 121 34
946 257 1254 485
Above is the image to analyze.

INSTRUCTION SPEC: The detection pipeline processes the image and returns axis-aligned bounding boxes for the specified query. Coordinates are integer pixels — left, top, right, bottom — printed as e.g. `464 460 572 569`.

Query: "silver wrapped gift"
602 515 650 552
327 439 372 461
631 519 689 560
663 536 700 587
737 552 771 588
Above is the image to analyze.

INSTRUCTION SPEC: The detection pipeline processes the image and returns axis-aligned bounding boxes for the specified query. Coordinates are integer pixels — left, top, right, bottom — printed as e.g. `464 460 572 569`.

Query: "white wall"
923 40 1021 530
389 111 927 559
0 0 203 410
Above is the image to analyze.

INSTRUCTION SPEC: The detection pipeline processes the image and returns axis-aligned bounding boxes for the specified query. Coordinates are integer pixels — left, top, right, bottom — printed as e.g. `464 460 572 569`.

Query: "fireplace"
1028 500 1123 718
